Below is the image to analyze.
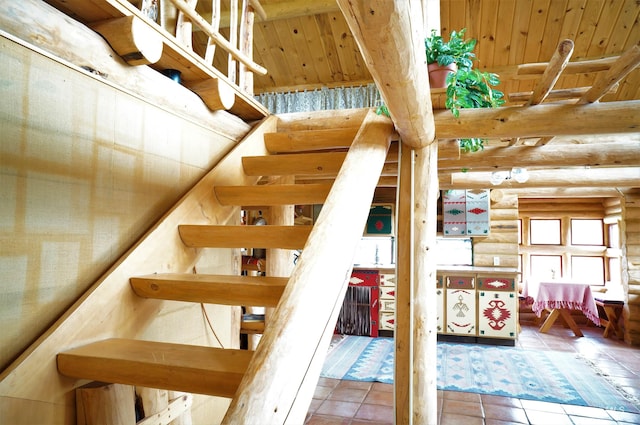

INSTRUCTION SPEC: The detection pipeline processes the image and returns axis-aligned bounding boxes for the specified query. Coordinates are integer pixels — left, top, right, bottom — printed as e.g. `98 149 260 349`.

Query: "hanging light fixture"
490 167 529 185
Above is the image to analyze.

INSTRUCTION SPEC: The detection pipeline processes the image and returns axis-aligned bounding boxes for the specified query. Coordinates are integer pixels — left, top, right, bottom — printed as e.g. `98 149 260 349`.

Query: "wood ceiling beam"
337 0 435 148
434 100 640 140
442 168 640 190
438 142 640 171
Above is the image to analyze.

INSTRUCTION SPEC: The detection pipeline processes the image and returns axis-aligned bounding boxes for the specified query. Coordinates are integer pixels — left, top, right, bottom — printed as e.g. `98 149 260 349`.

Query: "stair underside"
57 339 253 397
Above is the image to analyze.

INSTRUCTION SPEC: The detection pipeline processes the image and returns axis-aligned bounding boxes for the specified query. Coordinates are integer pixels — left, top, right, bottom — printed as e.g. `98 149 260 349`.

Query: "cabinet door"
478 291 517 338
446 288 476 335
436 275 444 333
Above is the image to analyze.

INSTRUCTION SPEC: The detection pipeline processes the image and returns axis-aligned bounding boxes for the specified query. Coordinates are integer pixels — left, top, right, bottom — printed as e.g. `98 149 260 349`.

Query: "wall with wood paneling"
0 34 249 423
622 191 640 345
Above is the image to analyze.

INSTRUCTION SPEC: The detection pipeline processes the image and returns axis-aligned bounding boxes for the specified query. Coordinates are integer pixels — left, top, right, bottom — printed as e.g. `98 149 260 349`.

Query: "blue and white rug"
320 336 640 413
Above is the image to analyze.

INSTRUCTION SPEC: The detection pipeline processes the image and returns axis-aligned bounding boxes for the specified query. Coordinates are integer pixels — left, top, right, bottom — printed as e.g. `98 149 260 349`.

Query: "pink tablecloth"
524 281 600 326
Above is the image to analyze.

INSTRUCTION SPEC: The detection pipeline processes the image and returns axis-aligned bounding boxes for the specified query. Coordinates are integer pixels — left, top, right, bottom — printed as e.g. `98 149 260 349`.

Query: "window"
436 238 473 266
353 237 395 266
571 219 603 245
530 255 562 280
530 219 561 245
519 200 610 286
571 256 604 285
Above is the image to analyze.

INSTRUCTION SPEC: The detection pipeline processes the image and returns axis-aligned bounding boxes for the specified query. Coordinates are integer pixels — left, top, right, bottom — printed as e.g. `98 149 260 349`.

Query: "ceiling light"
490 168 529 185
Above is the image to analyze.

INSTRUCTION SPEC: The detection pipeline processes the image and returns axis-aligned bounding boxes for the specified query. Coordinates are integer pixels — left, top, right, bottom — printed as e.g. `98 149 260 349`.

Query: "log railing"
134 0 266 94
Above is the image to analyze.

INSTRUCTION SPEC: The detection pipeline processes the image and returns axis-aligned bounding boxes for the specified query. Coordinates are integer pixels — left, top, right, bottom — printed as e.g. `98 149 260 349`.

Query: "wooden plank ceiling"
195 0 640 105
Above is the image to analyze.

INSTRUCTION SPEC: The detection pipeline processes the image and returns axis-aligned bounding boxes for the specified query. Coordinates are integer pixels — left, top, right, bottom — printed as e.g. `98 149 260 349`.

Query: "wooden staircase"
54 108 395 423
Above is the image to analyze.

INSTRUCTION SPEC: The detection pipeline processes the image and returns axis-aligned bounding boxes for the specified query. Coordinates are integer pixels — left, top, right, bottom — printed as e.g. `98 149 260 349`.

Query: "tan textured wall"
0 31 247 393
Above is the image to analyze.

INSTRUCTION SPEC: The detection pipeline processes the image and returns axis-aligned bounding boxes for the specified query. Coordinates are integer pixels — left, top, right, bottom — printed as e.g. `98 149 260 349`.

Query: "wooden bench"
594 297 624 339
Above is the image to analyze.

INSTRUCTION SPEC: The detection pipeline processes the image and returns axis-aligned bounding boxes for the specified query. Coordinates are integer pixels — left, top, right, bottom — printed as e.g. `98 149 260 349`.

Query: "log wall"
623 191 640 345
472 190 519 269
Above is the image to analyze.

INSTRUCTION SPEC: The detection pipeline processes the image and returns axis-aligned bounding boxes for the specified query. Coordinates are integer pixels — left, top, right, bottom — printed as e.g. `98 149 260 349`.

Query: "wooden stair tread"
178 225 312 249
264 128 358 153
242 152 348 176
57 339 253 397
130 274 287 307
214 183 333 206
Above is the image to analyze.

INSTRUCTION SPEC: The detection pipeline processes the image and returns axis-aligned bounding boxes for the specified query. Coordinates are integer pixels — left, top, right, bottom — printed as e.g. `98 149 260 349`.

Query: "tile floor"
305 323 640 424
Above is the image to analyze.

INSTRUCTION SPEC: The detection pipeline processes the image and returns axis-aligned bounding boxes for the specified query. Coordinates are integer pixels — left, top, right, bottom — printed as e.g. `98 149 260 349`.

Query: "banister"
168 0 267 76
222 109 395 424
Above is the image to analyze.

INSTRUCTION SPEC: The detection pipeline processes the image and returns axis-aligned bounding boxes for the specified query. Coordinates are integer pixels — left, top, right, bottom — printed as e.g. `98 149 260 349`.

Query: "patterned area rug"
320 336 640 413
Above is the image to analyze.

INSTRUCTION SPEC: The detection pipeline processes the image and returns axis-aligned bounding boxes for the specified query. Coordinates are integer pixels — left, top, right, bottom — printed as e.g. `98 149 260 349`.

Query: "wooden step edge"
178 225 312 249
57 339 253 398
240 314 265 334
264 128 358 153
241 152 347 177
130 274 288 307
214 183 333 206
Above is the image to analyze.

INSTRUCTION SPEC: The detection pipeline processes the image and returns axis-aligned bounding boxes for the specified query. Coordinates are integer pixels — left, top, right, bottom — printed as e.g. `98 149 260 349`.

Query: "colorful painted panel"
443 189 466 236
366 204 393 235
446 288 476 335
466 189 490 236
478 291 518 338
478 277 515 291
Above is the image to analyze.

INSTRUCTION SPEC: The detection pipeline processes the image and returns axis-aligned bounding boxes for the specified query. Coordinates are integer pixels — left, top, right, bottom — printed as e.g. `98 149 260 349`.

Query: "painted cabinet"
442 189 491 236
379 272 396 331
439 268 519 341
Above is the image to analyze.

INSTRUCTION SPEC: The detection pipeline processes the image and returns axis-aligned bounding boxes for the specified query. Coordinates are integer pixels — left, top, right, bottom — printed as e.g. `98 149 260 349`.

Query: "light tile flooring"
305 323 640 424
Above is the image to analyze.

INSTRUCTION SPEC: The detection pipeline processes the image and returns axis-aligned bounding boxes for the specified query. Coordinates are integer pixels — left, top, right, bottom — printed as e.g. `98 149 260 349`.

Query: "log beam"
443 167 640 190
434 100 640 140
337 0 436 148
439 142 640 171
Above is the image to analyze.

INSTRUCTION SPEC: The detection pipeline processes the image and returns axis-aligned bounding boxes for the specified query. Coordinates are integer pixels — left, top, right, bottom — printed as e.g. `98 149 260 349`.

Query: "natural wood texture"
0 0 251 131
222 110 393 424
91 15 163 65
137 392 193 425
434 100 640 140
623 191 640 345
76 383 136 425
538 308 583 337
264 128 357 153
168 0 266 75
242 152 347 176
578 45 640 104
412 142 439 425
473 192 519 269
130 274 287 307
438 142 640 171
508 86 619 103
136 387 169 424
395 143 413 424
178 225 312 249
39 0 268 119
0 114 276 423
446 168 640 190
58 339 253 397
526 39 574 106
214 183 332 206
337 0 435 148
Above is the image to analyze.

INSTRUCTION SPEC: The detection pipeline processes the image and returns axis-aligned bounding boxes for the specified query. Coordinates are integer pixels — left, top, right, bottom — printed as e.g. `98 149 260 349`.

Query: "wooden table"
524 281 600 337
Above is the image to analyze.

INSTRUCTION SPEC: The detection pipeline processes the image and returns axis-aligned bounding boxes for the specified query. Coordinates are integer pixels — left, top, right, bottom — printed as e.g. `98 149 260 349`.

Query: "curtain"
255 84 383 114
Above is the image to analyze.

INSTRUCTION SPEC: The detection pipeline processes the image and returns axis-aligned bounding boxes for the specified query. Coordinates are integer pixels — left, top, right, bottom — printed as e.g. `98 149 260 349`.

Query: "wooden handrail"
222 109 394 424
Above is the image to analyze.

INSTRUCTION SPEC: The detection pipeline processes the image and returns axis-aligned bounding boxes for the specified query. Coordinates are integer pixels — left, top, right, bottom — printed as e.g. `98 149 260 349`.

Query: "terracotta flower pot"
428 62 457 88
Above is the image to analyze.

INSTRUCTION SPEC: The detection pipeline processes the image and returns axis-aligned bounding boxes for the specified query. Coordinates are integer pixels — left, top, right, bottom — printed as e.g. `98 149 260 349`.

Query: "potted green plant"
425 29 476 88
446 68 505 152
426 28 505 152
